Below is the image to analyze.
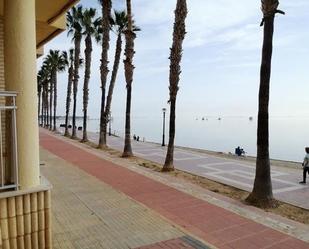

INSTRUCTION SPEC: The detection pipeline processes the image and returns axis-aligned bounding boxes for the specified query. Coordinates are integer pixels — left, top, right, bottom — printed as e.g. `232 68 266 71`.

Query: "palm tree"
37 66 48 126
67 6 83 139
80 8 101 142
44 71 50 128
42 79 48 127
98 0 112 149
246 0 284 207
43 76 49 128
122 0 137 157
41 59 53 130
101 10 140 147
37 71 43 125
63 49 73 137
42 65 50 128
45 50 66 131
162 0 188 171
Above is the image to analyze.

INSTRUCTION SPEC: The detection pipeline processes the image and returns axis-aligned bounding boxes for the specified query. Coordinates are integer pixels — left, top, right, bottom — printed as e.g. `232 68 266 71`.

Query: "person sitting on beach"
235 146 245 156
300 147 309 184
235 146 241 156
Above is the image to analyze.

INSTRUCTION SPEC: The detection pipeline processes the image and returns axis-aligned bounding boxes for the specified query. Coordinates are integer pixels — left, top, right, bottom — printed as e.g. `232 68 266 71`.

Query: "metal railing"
0 91 18 191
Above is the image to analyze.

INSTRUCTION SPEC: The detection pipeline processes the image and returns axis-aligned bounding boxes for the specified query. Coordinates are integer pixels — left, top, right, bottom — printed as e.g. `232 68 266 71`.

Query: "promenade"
78 131 309 210
39 129 309 248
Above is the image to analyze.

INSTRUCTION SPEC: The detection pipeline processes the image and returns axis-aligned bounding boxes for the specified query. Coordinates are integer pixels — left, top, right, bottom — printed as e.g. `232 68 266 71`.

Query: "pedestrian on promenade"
300 147 309 184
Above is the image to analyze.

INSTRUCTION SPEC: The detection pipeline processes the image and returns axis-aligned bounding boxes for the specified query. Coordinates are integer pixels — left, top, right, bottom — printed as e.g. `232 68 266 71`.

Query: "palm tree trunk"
46 90 49 127
98 0 112 148
46 89 49 128
246 0 283 208
71 36 82 139
64 66 74 137
38 90 41 125
49 80 53 131
122 0 135 157
43 85 47 126
163 99 176 170
103 33 122 144
53 70 57 131
162 0 187 171
82 35 92 143
41 89 44 126
123 85 133 157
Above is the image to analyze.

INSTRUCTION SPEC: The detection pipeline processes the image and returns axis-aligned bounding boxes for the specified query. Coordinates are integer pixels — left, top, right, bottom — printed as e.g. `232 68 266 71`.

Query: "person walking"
300 147 309 184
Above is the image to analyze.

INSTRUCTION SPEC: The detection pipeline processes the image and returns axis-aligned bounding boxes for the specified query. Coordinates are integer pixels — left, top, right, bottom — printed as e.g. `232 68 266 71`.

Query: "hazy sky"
38 0 309 119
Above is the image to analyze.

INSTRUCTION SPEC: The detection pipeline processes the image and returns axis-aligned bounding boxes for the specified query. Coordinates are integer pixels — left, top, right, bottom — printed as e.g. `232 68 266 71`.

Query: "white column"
4 0 40 188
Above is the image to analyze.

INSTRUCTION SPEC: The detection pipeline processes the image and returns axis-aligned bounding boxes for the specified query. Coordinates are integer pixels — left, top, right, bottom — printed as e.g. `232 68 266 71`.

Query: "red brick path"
40 132 309 249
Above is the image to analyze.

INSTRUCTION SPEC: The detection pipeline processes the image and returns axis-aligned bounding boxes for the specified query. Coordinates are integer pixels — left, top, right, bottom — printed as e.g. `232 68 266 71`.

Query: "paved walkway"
40 145 210 248
40 130 309 249
76 131 309 210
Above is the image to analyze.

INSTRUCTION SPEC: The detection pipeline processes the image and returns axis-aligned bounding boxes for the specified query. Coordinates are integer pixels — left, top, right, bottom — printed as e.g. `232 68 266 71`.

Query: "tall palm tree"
246 0 284 207
122 0 137 157
45 50 66 131
43 76 49 128
42 65 50 128
42 78 48 127
98 0 112 149
101 10 140 147
44 71 50 128
63 49 73 137
63 50 84 137
80 8 101 142
41 59 53 130
67 6 83 139
162 0 188 171
38 66 48 126
37 71 43 125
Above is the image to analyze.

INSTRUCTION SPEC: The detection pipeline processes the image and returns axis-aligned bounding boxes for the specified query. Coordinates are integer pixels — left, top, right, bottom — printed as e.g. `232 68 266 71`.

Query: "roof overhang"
0 0 79 49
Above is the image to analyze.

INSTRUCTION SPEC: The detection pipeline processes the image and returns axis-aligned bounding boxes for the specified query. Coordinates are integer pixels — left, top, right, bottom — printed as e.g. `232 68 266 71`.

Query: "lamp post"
162 108 167 146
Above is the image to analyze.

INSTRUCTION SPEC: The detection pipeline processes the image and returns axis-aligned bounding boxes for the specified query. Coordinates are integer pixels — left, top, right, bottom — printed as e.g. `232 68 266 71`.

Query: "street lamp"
162 108 167 146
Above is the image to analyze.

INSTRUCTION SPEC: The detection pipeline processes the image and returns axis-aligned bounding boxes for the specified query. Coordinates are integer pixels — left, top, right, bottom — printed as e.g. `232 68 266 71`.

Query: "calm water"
59 116 309 163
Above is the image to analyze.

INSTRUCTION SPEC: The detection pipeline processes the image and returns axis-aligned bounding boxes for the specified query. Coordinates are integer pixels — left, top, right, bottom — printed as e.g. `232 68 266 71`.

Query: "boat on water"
249 116 253 121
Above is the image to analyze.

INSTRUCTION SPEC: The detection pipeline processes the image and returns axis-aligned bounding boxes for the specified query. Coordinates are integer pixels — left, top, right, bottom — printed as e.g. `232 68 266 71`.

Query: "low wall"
0 183 52 249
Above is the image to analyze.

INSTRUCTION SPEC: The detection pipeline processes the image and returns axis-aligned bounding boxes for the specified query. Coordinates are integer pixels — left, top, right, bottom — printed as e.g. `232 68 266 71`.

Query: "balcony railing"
0 91 18 191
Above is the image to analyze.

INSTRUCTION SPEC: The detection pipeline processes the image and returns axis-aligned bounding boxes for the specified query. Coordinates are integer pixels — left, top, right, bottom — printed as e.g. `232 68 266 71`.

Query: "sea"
57 116 309 163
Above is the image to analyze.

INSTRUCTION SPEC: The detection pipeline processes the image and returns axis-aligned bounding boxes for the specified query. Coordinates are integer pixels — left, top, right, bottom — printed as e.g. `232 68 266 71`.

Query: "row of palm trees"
38 0 283 208
38 4 138 142
37 50 66 131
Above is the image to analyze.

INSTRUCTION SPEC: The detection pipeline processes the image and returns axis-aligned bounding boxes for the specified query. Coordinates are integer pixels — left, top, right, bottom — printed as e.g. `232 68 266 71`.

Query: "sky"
38 0 309 120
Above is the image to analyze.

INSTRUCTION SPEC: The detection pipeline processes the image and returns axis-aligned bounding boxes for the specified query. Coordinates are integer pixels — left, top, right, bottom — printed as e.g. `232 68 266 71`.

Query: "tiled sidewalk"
40 131 309 249
40 149 210 249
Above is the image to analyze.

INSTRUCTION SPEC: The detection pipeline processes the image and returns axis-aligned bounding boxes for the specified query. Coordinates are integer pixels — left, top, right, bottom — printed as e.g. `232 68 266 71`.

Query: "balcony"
0 91 18 191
